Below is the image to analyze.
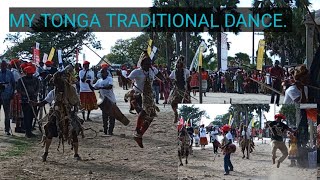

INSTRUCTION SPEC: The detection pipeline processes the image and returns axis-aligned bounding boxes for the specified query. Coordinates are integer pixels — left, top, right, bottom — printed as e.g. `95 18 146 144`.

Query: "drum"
100 97 130 126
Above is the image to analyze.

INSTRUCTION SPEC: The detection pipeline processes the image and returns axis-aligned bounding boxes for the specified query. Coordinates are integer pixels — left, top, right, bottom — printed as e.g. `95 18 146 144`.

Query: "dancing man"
127 51 164 148
32 67 84 161
169 56 191 123
268 114 294 168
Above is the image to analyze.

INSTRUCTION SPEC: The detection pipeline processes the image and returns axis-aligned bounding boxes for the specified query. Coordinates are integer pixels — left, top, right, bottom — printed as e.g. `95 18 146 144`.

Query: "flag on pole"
147 39 152 56
189 41 207 71
150 46 158 61
33 43 40 65
256 39 265 71
42 53 48 63
58 50 63 64
228 114 233 126
247 117 255 133
47 47 55 61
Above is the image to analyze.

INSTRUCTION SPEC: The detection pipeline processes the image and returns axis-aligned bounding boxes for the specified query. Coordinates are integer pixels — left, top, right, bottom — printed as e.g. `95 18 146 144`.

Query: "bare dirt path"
178 136 317 180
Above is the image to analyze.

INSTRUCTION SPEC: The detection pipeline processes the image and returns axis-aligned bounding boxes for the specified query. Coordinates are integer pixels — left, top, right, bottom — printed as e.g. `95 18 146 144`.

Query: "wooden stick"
249 78 283 95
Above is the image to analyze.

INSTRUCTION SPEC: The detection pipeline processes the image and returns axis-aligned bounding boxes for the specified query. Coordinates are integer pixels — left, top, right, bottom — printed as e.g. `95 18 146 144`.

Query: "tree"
228 104 270 127
178 105 209 127
253 0 312 66
279 104 296 127
3 16 101 64
235 52 251 65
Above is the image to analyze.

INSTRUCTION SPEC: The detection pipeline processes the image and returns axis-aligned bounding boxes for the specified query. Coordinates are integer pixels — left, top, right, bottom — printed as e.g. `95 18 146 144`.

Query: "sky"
0 0 320 66
178 104 282 128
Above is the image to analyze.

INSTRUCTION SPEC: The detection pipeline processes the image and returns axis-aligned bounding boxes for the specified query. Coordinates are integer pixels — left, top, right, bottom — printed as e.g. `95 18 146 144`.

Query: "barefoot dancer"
32 68 84 161
169 56 191 123
127 51 164 148
267 114 294 168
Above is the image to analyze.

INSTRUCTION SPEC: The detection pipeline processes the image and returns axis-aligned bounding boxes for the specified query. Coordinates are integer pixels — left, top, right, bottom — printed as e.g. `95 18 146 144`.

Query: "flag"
150 46 158 61
247 117 255 132
228 114 233 126
47 47 55 61
221 33 228 72
42 53 48 63
58 49 63 64
33 47 40 65
147 39 152 56
256 39 265 71
189 41 207 71
177 117 184 131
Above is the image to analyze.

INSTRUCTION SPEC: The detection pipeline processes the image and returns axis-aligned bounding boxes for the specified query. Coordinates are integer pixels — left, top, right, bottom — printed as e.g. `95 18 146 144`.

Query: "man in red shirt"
270 60 284 106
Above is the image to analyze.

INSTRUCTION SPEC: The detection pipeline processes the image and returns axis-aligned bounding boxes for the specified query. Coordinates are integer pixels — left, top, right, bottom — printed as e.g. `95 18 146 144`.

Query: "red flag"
33 47 40 65
177 117 184 131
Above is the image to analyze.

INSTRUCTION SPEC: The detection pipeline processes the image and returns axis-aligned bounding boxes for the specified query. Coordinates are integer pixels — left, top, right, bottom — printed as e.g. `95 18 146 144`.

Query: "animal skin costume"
41 65 84 160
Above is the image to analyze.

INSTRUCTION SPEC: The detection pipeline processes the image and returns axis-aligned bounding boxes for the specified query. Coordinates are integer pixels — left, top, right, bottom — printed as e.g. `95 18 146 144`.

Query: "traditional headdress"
136 51 150 68
220 124 231 133
45 61 53 66
274 113 286 120
83 61 90 65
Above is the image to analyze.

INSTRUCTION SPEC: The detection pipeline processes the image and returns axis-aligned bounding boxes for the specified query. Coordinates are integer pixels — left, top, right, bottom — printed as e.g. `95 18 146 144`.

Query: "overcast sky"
0 0 319 66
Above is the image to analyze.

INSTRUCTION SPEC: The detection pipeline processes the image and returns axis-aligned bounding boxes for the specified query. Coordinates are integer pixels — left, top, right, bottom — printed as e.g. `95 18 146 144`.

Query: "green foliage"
3 20 101 64
253 0 312 66
178 105 209 127
279 104 297 127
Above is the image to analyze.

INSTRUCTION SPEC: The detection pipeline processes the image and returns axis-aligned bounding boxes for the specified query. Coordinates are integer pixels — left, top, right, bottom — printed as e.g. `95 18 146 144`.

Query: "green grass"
0 136 35 160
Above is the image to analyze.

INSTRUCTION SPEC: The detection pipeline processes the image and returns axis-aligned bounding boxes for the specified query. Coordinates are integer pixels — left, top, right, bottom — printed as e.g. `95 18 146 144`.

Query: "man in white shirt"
91 67 116 135
127 51 164 148
169 56 191 123
221 125 234 175
79 61 98 121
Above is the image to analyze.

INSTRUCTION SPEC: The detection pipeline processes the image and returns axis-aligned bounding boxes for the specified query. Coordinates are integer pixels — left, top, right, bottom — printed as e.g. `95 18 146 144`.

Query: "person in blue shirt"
0 61 15 135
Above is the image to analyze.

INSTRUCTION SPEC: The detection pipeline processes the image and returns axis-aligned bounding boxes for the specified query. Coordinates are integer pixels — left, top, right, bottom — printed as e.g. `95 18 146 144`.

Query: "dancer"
267 114 294 168
90 67 130 135
127 51 163 148
10 59 24 133
210 126 219 154
199 124 208 150
288 127 298 167
169 56 191 123
220 125 235 176
31 67 84 161
79 61 98 121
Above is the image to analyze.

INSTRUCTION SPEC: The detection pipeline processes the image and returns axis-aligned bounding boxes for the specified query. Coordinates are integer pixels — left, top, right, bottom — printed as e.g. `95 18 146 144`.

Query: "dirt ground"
0 110 178 180
178 137 317 180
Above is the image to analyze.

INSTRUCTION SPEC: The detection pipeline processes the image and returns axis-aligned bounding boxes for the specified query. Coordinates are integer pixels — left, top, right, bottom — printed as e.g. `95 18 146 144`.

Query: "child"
288 128 298 167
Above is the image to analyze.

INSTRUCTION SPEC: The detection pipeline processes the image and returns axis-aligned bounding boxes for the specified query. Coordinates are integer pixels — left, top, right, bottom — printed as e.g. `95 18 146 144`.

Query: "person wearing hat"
16 63 40 138
270 60 285 106
0 60 16 135
267 113 294 168
169 56 191 123
10 59 25 133
220 124 234 175
79 60 97 121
